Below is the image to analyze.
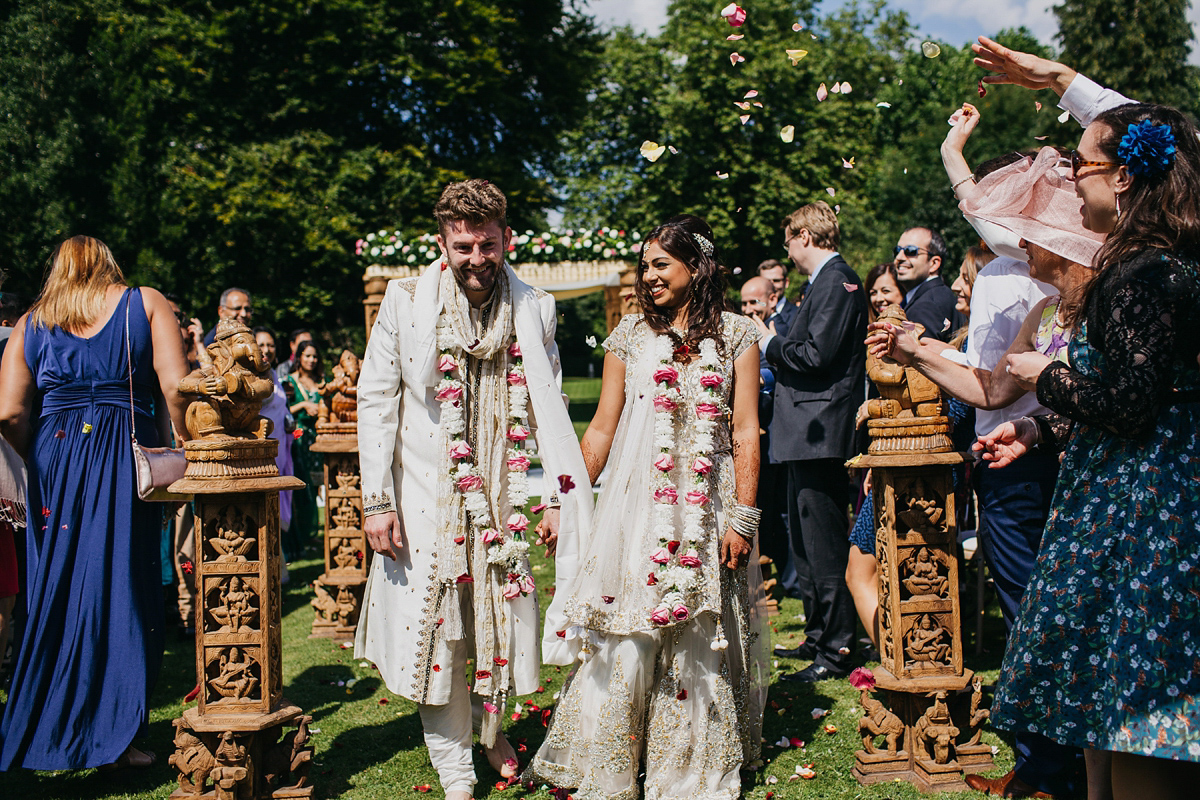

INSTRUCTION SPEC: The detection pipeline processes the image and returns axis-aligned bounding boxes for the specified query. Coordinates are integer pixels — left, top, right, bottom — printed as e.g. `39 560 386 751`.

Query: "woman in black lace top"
983 103 1200 798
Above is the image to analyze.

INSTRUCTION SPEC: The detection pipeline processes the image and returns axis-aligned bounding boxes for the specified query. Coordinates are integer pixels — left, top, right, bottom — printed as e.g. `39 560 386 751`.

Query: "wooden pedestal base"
309 578 365 640
168 704 314 800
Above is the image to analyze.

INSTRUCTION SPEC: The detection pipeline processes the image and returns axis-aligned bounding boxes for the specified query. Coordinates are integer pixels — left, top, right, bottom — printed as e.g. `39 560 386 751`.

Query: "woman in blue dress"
980 104 1200 797
0 236 190 770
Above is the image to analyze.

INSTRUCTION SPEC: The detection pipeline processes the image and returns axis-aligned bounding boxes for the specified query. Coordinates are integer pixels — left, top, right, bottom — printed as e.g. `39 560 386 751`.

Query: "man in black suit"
756 258 798 332
893 227 962 342
750 201 867 681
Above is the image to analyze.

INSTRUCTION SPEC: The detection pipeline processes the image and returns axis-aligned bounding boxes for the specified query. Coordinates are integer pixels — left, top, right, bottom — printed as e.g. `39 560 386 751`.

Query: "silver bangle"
728 503 761 540
951 176 973 192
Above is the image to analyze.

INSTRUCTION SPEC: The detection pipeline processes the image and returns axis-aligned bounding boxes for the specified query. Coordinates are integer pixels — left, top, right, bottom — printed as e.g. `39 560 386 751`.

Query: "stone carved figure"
964 676 990 747
179 318 275 440
211 576 257 633
263 715 313 790
209 647 260 701
913 691 959 764
901 547 950 598
210 731 250 800
857 689 905 756
210 506 256 562
317 350 360 425
334 464 360 489
865 306 944 420
311 581 338 624
896 477 946 535
905 613 951 668
169 718 217 796
335 586 357 626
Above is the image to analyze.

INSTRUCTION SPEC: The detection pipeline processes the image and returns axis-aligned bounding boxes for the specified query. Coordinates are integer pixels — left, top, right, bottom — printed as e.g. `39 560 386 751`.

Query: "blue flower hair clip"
1117 120 1177 177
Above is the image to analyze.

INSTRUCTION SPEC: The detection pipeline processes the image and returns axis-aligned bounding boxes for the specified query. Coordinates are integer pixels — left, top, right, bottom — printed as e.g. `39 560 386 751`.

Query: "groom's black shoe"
780 662 848 683
773 641 817 660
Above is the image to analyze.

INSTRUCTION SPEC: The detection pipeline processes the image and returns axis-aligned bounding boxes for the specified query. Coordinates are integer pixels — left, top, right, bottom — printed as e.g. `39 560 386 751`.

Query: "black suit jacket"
765 255 867 462
903 277 962 342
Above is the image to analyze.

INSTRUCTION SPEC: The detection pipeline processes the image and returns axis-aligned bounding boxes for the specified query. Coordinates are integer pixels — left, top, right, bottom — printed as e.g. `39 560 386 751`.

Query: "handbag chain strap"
124 289 140 447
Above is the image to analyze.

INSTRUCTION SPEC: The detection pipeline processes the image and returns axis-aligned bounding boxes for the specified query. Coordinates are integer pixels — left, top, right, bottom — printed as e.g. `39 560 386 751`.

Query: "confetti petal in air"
848 666 876 690
720 3 747 27
716 171 730 180
826 187 836 197
834 204 841 214
842 156 855 169
1035 101 1043 112
876 101 891 108
831 83 841 94
730 52 745 66
739 115 751 125
1058 109 1071 123
667 145 679 154
585 335 597 348
839 81 852 93
921 41 941 58
785 49 808 65
734 101 751 111
732 266 742 275
726 33 744 41
780 125 795 143
1034 135 1048 141
792 22 804 32
744 90 759 99
977 78 987 98
639 140 667 162
558 474 576 494
816 83 828 102
752 101 763 108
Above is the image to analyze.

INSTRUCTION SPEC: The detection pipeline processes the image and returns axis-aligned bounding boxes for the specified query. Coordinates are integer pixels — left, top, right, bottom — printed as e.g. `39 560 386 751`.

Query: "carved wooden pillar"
168 319 314 800
309 350 368 640
849 307 994 793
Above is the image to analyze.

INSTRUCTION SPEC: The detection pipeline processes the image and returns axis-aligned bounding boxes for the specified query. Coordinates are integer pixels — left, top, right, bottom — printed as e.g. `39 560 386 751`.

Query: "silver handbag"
126 295 188 501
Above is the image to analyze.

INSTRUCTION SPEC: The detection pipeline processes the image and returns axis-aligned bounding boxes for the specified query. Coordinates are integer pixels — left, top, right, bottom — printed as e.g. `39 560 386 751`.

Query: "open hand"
972 418 1037 469
972 36 1076 95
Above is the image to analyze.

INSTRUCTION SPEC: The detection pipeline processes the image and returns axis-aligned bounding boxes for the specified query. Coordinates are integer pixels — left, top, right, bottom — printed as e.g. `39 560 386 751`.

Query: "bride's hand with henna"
721 528 751 569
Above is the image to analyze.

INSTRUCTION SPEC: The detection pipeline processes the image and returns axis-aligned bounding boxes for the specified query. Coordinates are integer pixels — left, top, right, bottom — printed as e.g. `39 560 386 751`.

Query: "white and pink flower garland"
647 335 728 627
435 321 535 599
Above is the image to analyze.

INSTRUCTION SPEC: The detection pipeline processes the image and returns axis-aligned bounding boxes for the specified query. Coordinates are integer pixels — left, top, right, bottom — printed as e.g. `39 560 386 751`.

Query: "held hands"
721 528 752 570
1001 350 1052 392
365 511 405 560
972 418 1038 469
865 321 920 366
534 507 561 557
972 36 1076 95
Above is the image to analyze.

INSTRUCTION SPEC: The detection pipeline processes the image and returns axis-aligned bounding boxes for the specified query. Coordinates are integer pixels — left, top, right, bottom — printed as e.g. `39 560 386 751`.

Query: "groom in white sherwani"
355 179 592 798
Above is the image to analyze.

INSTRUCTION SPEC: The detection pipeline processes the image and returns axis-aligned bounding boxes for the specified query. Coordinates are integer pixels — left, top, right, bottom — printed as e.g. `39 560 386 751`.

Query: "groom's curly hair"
635 214 729 359
433 179 507 235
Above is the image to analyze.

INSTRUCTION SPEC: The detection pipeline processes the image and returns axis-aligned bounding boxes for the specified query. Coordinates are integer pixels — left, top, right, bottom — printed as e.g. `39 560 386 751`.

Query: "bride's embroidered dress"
529 312 768 800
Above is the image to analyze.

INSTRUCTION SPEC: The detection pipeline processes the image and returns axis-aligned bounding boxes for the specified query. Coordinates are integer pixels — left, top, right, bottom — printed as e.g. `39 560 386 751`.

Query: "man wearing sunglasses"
892 228 963 343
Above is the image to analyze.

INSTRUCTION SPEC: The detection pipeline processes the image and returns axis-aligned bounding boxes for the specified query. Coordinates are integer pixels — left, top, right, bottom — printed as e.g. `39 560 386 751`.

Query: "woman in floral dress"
528 215 768 799
980 103 1200 797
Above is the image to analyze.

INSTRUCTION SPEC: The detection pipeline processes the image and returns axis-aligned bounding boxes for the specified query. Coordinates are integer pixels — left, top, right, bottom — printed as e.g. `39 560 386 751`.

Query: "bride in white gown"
529 215 769 799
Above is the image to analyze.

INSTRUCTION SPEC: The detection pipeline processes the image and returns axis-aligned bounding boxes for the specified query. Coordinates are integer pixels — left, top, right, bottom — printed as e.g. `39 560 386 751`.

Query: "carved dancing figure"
964 675 990 747
211 576 256 633
178 318 275 440
857 690 905 756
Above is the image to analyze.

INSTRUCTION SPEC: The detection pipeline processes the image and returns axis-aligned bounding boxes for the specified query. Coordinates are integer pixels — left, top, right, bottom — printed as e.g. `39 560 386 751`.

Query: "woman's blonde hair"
29 236 126 332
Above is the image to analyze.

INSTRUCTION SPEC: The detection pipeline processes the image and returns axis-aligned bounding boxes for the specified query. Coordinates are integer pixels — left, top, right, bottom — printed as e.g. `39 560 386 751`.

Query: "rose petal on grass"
1035 101 1043 112
811 707 829 718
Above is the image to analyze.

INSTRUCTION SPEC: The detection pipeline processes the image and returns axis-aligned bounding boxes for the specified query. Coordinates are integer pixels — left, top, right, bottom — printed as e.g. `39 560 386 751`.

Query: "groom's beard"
451 256 502 294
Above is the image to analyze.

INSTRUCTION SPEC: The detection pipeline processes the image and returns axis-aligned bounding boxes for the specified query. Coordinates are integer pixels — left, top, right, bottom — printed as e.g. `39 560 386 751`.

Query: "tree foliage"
1055 0 1200 113
0 0 599 341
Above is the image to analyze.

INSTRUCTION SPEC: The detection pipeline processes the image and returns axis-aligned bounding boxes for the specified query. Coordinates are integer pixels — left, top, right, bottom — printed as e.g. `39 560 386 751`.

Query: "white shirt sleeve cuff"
1059 73 1135 128
759 331 776 351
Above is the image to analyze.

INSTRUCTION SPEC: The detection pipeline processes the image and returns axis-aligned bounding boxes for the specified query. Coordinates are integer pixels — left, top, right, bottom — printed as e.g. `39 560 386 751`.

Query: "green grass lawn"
0 527 1017 799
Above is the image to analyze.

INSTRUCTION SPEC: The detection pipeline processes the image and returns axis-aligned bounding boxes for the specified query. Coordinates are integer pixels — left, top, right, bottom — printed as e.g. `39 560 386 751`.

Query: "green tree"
0 0 599 342
1055 0 1200 113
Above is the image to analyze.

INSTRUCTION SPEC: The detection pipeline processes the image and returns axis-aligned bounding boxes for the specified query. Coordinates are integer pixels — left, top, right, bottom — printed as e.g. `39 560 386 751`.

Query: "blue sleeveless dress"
0 288 165 770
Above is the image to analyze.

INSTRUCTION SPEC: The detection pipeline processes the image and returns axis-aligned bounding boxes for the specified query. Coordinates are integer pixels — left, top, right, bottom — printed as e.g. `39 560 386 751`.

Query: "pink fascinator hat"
959 147 1106 266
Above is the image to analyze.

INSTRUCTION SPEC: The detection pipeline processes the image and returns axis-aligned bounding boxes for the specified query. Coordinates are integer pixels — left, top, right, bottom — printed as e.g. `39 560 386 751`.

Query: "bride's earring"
1115 191 1122 221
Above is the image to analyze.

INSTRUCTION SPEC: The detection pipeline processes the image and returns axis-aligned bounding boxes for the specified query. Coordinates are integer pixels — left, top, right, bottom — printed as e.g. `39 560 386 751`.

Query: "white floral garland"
647 334 729 626
435 321 534 598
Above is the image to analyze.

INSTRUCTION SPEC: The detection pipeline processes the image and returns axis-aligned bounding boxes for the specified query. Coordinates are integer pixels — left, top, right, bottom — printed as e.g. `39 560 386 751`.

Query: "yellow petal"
734 101 751 110
786 49 808 65
639 140 667 162
921 41 940 58
780 125 795 143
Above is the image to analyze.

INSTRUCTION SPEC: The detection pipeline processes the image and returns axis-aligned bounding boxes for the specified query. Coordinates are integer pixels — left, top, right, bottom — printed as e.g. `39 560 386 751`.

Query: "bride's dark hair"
634 214 728 358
